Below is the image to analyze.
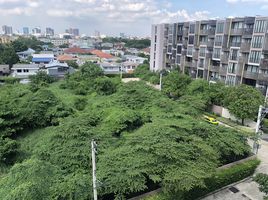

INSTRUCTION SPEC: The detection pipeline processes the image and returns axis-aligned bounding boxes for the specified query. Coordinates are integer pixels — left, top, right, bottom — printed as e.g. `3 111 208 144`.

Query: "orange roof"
57 54 77 62
90 50 114 59
141 47 150 54
64 47 91 54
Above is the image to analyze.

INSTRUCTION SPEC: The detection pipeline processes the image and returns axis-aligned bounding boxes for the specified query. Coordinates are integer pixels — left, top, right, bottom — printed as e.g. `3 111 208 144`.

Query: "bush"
94 77 117 95
0 77 20 84
74 97 88 111
254 173 268 197
183 158 260 199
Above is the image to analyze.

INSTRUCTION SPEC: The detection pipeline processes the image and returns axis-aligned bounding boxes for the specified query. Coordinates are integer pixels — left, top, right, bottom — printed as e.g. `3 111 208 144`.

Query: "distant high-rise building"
66 28 79 36
45 27 54 36
94 30 100 38
2 25 13 35
120 33 126 38
23 27 29 35
32 27 41 35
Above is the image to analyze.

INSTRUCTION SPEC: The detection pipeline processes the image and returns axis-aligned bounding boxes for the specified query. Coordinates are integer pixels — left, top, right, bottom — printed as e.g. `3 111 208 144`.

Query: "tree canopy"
225 84 264 125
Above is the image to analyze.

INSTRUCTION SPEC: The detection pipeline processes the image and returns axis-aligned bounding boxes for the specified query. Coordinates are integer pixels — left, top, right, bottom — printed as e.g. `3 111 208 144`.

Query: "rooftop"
90 50 114 59
64 47 92 54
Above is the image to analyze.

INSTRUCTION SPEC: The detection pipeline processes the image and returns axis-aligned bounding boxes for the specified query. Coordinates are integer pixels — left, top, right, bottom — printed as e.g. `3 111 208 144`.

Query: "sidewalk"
202 140 268 200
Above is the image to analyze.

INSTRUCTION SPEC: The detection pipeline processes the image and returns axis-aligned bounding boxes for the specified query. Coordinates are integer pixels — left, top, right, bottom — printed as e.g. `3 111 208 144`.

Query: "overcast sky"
1 0 268 36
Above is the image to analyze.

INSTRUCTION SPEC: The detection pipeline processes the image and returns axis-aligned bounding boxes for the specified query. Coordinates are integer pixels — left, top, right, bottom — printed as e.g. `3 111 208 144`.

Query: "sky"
0 0 268 37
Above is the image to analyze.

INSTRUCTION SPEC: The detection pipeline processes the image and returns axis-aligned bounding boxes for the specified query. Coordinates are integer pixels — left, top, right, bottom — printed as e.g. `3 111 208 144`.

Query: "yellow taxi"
203 115 219 125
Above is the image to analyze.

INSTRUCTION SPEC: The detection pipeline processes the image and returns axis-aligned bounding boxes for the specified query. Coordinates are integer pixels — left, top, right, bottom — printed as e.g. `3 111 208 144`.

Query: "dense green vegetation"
0 36 46 67
0 63 256 199
254 173 268 200
102 37 150 49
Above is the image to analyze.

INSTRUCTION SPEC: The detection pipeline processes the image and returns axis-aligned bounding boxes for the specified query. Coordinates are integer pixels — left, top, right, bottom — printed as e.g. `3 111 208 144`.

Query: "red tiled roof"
141 47 150 53
57 54 77 61
64 47 91 54
90 50 114 59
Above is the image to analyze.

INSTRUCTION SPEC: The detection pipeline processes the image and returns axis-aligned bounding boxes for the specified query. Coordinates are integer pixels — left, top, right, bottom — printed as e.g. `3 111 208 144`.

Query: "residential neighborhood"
1 1 268 200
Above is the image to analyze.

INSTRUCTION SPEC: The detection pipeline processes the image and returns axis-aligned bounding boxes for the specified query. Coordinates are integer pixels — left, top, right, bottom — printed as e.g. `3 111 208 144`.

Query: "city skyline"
1 0 268 36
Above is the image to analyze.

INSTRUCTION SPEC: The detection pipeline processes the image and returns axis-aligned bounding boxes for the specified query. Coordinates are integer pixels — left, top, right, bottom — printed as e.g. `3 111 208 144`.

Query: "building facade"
150 16 268 93
2 25 13 35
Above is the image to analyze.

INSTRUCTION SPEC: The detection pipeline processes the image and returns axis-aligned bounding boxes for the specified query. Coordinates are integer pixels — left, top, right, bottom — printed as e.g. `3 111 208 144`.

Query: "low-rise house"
123 55 147 64
64 47 92 55
44 61 75 78
11 64 41 79
32 54 54 64
122 62 139 74
90 50 114 60
0 65 10 76
17 48 35 61
102 42 113 49
57 55 77 63
99 62 124 74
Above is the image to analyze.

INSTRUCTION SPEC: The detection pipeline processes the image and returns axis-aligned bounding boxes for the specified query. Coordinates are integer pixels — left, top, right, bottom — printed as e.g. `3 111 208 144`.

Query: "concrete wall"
211 105 257 128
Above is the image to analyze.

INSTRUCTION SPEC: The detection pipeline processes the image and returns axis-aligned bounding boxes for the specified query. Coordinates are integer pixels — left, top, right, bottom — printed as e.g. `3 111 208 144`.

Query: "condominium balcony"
219 66 227 75
229 42 241 47
214 41 222 47
258 73 268 81
177 30 183 35
206 52 213 59
260 58 268 70
239 57 248 64
199 29 216 35
230 28 244 35
240 43 251 52
221 54 229 64
210 65 220 72
183 29 189 36
185 61 197 68
243 28 253 36
193 51 199 60
243 71 259 80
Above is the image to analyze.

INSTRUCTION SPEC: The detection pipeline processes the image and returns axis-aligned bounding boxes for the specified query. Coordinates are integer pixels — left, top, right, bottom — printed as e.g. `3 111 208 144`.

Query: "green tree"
66 60 79 69
11 40 28 52
80 62 103 79
29 71 56 92
0 46 19 67
225 84 264 125
94 77 117 95
163 71 192 98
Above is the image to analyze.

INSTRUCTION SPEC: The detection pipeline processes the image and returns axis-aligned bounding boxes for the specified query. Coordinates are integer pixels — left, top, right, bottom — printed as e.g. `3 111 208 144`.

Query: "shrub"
183 158 260 200
254 173 268 197
74 97 88 111
0 77 20 84
94 77 117 95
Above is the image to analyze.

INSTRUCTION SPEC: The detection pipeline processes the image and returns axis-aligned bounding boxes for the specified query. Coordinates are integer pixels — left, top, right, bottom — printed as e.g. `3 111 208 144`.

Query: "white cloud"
0 0 212 36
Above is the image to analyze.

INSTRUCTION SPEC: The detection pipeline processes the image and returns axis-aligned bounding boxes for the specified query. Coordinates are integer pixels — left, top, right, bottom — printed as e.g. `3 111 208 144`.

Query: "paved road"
202 140 268 200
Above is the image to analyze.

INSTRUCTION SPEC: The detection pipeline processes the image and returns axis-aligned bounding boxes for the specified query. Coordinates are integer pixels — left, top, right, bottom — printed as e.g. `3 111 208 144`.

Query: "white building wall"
150 24 167 72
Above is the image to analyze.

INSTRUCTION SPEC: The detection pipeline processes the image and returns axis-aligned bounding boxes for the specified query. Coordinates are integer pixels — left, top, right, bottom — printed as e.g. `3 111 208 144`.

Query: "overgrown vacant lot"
0 65 253 200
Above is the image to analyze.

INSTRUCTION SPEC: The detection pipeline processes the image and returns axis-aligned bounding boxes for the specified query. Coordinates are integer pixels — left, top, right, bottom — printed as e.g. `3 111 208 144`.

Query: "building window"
254 20 266 33
215 35 223 46
200 36 208 43
23 69 29 73
230 49 239 61
216 22 224 33
187 46 193 56
230 36 241 47
177 45 182 54
213 48 221 59
154 35 157 43
252 36 263 49
189 24 195 34
228 62 237 74
226 75 236 85
199 58 205 68
199 47 206 57
188 35 194 45
245 65 259 73
176 55 181 64
231 22 243 29
249 51 262 63
17 69 22 73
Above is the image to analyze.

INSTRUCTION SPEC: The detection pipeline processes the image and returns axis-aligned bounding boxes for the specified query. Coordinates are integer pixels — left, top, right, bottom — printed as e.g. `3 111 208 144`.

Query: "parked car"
203 115 219 125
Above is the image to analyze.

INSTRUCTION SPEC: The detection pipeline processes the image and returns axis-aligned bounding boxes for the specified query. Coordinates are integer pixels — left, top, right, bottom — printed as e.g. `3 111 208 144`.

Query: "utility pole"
253 87 268 154
159 73 163 91
91 139 97 200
